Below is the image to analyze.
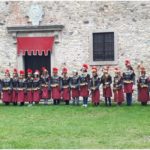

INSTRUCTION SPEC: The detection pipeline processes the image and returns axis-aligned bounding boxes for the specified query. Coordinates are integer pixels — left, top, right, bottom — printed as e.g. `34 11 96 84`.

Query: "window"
90 31 117 65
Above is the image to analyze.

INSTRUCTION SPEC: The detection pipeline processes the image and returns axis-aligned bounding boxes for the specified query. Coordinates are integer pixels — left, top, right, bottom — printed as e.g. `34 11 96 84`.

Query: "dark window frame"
90 31 117 65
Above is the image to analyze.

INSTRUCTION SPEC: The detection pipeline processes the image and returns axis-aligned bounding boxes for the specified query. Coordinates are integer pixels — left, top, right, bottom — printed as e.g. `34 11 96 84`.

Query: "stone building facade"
0 1 150 78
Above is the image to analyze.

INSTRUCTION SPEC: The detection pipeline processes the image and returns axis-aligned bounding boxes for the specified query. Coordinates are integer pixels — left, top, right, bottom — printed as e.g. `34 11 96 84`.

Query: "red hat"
5 69 9 74
20 70 25 75
27 68 32 74
92 66 97 72
125 59 131 66
53 67 58 73
13 68 18 74
83 64 88 70
62 67 68 73
42 67 48 72
140 67 146 74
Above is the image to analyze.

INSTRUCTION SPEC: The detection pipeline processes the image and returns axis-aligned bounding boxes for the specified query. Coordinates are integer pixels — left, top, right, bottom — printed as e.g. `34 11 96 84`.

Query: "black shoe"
5 102 10 106
20 102 24 106
13 102 17 106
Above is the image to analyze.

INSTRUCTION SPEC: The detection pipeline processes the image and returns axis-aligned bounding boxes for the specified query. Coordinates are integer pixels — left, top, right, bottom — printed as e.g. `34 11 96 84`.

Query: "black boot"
141 102 147 106
66 101 69 105
35 102 39 105
5 102 10 106
20 102 24 106
117 102 122 106
57 99 60 105
105 98 108 106
13 102 17 106
53 99 57 105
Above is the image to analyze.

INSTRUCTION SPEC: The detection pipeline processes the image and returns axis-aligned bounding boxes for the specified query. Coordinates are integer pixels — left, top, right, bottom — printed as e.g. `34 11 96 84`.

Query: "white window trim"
89 30 118 66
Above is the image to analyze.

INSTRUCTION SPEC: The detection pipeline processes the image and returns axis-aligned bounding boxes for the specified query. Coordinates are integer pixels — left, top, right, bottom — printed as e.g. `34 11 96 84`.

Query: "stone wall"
0 1 150 78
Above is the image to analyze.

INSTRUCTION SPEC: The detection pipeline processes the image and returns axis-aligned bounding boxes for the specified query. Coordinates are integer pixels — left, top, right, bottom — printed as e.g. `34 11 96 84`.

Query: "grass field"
0 103 149 149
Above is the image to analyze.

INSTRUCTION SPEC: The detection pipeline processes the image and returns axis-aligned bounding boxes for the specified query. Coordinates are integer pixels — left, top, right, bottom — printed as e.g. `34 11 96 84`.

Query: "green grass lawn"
0 103 149 148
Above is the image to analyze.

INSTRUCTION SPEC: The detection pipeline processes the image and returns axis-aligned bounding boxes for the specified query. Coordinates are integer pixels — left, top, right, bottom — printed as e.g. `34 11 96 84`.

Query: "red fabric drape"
17 37 54 56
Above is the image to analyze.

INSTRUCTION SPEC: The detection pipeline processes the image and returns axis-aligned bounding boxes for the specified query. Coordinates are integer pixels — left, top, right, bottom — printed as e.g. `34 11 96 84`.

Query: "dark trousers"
105 97 111 106
126 93 132 106
83 97 88 105
53 99 60 105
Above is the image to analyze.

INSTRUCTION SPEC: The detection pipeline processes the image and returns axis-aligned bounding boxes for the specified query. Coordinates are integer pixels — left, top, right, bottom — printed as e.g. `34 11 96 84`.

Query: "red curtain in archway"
17 37 55 56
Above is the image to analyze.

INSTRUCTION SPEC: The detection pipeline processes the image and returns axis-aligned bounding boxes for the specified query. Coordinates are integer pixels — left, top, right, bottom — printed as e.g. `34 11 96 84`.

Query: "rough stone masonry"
0 1 150 79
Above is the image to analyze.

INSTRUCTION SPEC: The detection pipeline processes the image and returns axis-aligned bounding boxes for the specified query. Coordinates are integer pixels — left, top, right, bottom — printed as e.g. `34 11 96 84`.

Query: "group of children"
0 59 149 107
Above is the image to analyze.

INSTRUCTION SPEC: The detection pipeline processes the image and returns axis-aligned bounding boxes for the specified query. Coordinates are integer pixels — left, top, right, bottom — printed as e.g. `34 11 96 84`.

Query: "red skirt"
137 88 140 101
2 90 12 103
33 90 41 102
62 88 70 101
103 87 112 97
91 89 100 103
41 87 49 99
26 90 33 102
124 83 133 93
17 90 25 102
12 90 18 102
138 87 149 102
114 88 124 103
80 85 89 97
51 87 61 99
71 88 79 98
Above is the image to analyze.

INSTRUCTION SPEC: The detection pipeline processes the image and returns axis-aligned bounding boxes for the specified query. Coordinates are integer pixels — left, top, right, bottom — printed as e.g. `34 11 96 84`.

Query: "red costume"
41 67 50 100
123 59 135 106
90 66 100 105
61 68 71 103
113 67 124 105
17 70 26 104
123 60 135 93
137 68 149 105
70 71 80 98
25 69 33 103
101 67 112 98
101 67 112 106
123 70 134 93
32 70 41 103
80 64 90 107
80 64 90 97
51 68 61 104
1 69 12 104
12 69 18 104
